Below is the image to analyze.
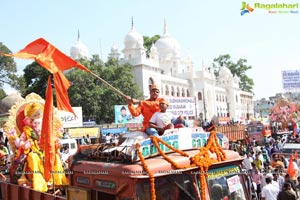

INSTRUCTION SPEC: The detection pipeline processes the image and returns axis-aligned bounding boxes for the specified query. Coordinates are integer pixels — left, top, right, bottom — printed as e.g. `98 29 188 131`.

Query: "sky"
1 0 299 100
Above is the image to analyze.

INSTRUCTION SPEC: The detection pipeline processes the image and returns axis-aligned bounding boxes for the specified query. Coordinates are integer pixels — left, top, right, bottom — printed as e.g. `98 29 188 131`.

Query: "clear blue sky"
1 0 299 100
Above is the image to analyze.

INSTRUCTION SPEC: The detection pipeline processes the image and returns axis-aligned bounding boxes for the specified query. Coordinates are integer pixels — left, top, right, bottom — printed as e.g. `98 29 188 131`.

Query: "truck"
216 124 246 142
1 127 255 200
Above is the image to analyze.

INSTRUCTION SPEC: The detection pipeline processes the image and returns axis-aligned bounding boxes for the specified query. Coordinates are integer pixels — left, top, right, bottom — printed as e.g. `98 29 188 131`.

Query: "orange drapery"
1 38 91 182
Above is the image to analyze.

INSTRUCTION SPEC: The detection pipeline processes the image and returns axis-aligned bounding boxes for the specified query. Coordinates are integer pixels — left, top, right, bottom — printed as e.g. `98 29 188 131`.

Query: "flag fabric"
0 38 91 182
287 156 297 179
0 37 90 114
41 77 54 182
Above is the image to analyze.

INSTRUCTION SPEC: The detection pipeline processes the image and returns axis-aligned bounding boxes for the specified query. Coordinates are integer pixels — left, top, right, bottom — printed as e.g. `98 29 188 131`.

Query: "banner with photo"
114 105 143 124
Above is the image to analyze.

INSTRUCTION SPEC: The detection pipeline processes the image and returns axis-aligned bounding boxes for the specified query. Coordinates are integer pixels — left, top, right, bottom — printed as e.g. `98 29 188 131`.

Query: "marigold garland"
135 143 156 200
136 125 226 200
150 136 190 169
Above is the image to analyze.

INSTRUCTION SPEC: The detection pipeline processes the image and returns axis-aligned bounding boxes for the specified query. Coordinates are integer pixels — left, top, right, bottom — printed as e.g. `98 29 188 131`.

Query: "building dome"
219 66 232 77
70 40 89 60
155 21 181 59
124 27 144 49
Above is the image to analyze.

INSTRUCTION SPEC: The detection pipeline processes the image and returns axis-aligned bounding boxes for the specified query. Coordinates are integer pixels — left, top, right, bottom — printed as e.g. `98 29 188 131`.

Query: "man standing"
277 182 297 200
261 177 279 200
125 84 163 131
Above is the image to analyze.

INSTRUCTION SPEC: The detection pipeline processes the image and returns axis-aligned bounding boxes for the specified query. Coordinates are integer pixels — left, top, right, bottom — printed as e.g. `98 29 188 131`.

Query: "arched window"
165 85 169 96
182 88 185 97
198 92 202 100
171 86 174 96
177 87 180 97
187 89 190 97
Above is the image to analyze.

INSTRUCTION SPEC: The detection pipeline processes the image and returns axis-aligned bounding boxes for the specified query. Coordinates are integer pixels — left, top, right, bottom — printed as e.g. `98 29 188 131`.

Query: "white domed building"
71 21 253 123
70 31 89 60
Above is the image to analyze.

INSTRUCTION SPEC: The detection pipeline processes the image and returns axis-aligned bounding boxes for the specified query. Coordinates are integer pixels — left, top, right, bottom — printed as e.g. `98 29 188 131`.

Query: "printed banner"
57 107 83 128
114 105 143 124
282 70 300 91
163 97 196 117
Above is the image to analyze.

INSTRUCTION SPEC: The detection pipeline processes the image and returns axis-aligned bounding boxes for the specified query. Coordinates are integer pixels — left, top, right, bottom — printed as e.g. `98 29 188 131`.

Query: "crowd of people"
235 134 300 200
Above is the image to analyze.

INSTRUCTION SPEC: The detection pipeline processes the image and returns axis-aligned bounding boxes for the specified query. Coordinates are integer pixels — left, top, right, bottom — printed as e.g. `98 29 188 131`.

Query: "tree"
21 55 143 124
0 42 22 96
212 54 254 93
66 55 143 123
22 62 50 98
143 35 160 57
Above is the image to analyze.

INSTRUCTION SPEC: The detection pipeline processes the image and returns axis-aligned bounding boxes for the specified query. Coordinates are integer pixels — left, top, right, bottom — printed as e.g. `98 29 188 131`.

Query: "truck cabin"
68 146 252 200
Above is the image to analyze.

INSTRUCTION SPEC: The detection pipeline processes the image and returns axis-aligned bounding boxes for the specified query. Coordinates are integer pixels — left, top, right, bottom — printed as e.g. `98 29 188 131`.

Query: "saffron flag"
0 37 90 114
0 38 91 182
287 156 297 179
42 77 54 182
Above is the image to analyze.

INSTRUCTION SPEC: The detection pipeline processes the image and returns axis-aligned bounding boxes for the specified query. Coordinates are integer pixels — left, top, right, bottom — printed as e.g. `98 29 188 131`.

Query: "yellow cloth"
26 152 48 192
52 153 69 185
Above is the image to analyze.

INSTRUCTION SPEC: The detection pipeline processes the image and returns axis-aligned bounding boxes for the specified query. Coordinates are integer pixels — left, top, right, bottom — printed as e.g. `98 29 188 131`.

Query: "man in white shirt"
243 153 253 172
261 177 279 200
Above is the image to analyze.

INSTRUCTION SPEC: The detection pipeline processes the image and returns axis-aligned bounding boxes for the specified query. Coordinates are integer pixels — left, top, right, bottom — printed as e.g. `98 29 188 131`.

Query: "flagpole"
89 71 127 98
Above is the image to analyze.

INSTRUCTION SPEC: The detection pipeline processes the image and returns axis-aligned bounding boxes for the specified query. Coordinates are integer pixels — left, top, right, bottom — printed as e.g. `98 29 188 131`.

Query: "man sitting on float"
146 98 188 136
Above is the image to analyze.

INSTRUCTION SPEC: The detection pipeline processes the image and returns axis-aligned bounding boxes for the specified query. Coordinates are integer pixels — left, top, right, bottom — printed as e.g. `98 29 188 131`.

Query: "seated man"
146 98 188 136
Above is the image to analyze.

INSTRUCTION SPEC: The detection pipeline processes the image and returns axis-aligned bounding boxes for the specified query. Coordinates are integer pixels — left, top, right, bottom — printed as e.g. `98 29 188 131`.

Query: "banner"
282 70 300 91
68 127 100 138
114 105 143 124
163 97 196 117
57 107 83 128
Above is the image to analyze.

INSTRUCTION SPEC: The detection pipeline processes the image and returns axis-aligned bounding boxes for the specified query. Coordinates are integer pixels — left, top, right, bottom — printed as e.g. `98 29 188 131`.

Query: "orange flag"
42 77 54 182
287 156 297 179
1 38 91 182
0 37 90 114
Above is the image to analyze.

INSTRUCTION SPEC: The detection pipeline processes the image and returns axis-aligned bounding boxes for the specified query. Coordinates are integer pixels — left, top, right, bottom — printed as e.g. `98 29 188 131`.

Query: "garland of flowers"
150 136 190 169
135 143 156 200
190 125 226 200
136 125 226 200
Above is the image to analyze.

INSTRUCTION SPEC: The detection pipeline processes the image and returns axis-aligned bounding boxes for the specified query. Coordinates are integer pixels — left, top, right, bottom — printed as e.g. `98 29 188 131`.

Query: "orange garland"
136 125 226 200
150 136 190 169
135 143 156 200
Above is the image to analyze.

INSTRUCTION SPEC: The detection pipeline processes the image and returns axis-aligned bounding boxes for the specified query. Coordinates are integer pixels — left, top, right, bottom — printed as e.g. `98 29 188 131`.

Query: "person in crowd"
146 98 188 136
125 84 163 132
284 174 297 193
85 134 91 145
270 154 285 170
261 177 279 200
112 133 119 146
243 152 253 172
105 133 112 144
277 182 297 200
81 136 87 145
273 168 285 191
253 153 263 171
252 166 263 199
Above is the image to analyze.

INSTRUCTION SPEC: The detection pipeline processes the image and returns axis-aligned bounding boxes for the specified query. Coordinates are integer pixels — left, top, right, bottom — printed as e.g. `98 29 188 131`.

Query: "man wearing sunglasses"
125 84 163 132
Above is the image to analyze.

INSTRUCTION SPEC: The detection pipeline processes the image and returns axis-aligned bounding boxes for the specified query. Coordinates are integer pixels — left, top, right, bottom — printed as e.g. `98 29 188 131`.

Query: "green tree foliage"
21 55 143 124
212 54 254 93
143 35 160 57
65 55 143 123
0 42 22 96
22 62 50 98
